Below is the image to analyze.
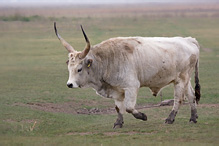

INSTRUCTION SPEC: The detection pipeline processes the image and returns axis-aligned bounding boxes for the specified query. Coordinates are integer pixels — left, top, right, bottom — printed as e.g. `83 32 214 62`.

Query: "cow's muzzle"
67 83 73 88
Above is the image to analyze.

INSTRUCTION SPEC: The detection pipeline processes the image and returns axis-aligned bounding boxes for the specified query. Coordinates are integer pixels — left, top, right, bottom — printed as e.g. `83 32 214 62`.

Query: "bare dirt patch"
66 132 93 136
76 107 115 115
199 104 219 108
13 102 78 114
13 101 159 115
13 100 114 115
13 101 219 115
103 131 156 136
66 131 157 136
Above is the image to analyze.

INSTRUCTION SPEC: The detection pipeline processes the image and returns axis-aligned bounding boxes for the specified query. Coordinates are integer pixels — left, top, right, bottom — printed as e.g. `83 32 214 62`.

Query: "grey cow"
54 22 201 128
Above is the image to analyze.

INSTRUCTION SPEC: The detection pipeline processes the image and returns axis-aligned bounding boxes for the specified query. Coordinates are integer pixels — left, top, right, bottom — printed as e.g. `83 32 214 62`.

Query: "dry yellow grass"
0 3 219 18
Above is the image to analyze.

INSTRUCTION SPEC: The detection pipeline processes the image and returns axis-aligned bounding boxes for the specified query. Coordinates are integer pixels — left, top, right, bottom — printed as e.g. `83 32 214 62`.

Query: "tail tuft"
195 60 201 104
195 80 201 104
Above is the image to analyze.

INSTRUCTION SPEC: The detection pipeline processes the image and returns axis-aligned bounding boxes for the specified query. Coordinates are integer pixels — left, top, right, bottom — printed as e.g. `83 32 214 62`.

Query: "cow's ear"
86 59 93 68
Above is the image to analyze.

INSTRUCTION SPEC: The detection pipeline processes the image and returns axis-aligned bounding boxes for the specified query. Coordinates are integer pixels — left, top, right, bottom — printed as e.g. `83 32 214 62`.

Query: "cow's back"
90 36 199 88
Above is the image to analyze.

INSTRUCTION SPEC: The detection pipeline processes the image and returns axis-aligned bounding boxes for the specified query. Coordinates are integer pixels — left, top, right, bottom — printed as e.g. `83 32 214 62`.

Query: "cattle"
54 22 201 128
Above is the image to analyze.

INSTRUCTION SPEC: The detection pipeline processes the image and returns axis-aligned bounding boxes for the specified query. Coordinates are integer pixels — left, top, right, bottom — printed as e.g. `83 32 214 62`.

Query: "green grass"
0 9 219 145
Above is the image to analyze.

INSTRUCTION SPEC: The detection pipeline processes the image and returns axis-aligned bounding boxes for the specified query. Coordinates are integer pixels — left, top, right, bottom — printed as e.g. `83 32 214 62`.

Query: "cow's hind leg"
165 80 185 124
124 88 147 121
186 81 198 123
113 100 125 129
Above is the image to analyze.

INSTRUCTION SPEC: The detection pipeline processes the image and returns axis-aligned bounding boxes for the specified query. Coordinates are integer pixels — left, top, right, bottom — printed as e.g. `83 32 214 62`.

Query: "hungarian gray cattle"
54 22 201 128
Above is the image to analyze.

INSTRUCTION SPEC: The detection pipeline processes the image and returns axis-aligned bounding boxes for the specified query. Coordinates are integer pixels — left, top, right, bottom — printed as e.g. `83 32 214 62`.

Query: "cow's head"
54 22 93 88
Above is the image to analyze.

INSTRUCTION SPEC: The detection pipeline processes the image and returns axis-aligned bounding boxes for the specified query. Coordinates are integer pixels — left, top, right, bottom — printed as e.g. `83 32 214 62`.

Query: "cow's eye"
78 68 82 72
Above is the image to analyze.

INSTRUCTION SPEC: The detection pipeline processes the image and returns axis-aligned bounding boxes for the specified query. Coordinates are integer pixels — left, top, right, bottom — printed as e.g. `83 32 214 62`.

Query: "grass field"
0 4 219 145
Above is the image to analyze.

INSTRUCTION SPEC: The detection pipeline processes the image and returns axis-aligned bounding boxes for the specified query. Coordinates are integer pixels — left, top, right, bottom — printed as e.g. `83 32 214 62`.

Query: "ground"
0 3 219 145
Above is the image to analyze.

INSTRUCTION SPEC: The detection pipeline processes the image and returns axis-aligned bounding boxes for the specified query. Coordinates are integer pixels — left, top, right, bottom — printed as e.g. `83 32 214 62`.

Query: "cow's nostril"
67 83 73 88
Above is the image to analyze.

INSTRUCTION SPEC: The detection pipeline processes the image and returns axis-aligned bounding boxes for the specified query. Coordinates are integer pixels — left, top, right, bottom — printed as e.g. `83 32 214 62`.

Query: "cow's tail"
195 59 201 104
189 37 201 104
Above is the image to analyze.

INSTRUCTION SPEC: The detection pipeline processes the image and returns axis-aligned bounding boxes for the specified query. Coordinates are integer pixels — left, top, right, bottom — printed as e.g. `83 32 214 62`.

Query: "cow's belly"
143 68 175 86
138 58 176 85
138 63 176 96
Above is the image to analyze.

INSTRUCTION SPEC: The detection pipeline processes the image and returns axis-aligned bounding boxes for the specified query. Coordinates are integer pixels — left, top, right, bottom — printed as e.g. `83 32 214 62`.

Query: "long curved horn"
79 25 91 59
54 22 75 53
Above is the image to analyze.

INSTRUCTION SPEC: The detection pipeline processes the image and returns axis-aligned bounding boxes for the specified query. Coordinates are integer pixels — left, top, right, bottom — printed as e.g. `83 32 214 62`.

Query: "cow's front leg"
113 100 125 129
124 88 147 121
113 106 124 128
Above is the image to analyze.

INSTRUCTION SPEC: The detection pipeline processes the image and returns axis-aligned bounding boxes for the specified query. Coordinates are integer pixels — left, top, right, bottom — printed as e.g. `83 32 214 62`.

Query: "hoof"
165 118 175 124
113 122 123 129
190 109 198 123
165 110 177 124
133 112 147 121
141 113 147 121
189 118 197 123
